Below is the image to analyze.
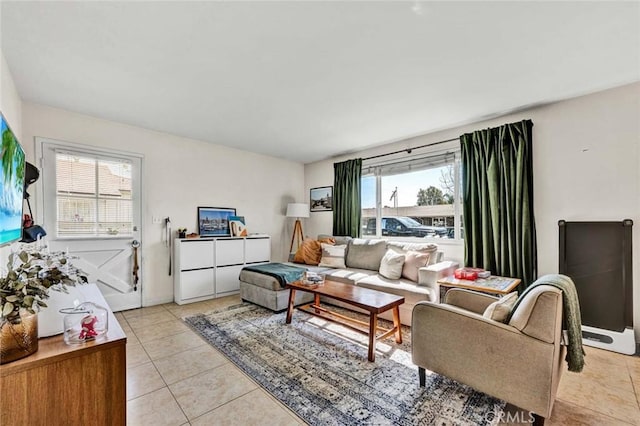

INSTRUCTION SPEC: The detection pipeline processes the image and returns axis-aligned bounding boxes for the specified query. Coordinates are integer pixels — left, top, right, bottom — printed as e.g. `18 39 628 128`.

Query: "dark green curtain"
460 119 536 288
333 158 362 237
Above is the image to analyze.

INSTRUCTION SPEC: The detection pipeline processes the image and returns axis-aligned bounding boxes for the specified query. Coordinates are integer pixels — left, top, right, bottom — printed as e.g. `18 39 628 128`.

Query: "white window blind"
55 151 133 237
362 152 456 177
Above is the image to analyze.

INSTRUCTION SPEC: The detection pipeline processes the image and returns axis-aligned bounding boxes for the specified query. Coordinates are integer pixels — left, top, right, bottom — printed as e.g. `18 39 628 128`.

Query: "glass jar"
303 271 325 286
60 302 109 345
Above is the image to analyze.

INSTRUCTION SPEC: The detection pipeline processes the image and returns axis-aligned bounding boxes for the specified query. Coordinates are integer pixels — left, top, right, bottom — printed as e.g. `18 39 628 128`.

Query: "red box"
454 268 478 280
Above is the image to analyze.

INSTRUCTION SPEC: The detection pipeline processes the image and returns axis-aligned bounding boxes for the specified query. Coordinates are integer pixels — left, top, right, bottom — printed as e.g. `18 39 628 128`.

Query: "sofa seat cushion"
323 268 378 285
355 274 435 305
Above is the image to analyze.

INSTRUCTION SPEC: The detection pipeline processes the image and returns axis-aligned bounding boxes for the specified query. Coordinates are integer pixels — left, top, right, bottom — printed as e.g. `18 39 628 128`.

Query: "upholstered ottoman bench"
239 264 314 312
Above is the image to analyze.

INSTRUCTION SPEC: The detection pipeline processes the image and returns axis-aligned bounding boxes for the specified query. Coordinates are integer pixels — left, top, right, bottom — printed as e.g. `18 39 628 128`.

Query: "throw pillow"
401 250 431 282
292 238 316 264
483 292 519 323
378 249 405 280
318 243 347 269
345 239 387 271
293 237 335 265
401 243 439 265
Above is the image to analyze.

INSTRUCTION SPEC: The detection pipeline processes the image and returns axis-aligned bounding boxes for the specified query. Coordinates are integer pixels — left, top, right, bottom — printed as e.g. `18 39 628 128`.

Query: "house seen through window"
361 152 463 240
56 152 133 237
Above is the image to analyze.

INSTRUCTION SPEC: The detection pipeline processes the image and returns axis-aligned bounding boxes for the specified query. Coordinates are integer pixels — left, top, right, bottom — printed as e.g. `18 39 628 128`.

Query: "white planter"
37 286 87 338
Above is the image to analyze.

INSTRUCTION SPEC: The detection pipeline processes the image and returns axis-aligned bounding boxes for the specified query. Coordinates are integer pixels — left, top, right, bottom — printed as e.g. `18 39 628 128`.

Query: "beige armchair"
411 286 565 422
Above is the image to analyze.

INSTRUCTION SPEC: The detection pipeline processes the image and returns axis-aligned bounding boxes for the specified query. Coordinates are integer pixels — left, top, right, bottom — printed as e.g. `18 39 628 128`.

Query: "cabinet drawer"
215 265 243 295
179 269 214 300
215 239 244 266
179 240 214 270
245 238 271 263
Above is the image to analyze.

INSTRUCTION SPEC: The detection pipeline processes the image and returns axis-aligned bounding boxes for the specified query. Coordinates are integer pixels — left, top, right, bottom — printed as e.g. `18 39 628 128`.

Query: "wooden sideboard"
0 284 127 425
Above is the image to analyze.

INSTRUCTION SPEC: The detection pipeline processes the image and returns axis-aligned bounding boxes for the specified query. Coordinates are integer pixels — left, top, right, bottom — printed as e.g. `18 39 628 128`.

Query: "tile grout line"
148 359 191 424
160 360 244 423
627 361 640 409
123 302 229 423
155 352 229 386
164 297 302 424
122 312 170 405
124 301 636 426
126 342 191 423
183 324 305 424
135 325 193 345
186 387 261 424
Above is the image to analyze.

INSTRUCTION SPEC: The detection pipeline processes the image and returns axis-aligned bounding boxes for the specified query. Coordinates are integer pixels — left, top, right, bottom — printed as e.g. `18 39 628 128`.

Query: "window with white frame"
361 149 463 240
55 152 133 237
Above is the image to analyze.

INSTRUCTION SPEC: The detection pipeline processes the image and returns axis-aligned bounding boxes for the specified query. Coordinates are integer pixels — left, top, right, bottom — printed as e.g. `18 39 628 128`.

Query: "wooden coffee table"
285 279 404 362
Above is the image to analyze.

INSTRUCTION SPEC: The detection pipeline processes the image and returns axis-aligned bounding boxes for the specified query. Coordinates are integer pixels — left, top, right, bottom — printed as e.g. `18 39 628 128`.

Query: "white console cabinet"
174 236 271 304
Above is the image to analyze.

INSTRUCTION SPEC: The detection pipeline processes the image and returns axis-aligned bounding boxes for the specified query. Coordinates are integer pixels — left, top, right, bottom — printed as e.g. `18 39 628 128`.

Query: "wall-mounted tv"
0 112 25 246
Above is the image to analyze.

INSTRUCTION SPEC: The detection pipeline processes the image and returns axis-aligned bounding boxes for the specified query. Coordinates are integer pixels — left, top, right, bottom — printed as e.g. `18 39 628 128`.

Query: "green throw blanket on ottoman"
242 263 306 288
509 274 585 372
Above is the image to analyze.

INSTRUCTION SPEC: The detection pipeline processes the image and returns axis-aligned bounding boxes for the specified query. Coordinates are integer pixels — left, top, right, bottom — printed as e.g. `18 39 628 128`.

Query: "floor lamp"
286 203 309 253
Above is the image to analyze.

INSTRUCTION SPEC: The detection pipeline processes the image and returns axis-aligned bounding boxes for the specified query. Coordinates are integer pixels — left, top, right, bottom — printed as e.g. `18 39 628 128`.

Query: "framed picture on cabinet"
197 207 236 237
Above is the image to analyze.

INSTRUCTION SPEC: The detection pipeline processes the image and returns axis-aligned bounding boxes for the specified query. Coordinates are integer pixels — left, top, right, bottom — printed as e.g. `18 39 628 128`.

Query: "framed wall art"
197 207 236 237
310 186 333 212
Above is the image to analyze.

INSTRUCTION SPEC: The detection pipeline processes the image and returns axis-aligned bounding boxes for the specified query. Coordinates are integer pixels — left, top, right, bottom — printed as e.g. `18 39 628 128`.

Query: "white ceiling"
2 1 639 163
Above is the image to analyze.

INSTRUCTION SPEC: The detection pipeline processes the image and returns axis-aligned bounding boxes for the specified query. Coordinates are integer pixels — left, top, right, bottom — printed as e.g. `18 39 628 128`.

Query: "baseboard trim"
143 295 174 307
581 325 636 355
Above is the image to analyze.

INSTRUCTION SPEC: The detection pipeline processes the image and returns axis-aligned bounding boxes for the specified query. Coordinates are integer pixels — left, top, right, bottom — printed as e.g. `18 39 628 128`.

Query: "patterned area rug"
184 303 505 425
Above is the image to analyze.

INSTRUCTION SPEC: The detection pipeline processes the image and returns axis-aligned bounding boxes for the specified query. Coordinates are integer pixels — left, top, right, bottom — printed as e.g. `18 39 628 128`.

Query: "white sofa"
239 236 459 326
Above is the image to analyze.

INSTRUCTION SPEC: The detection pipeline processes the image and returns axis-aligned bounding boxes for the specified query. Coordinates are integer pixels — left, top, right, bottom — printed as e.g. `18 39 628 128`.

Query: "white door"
37 139 143 312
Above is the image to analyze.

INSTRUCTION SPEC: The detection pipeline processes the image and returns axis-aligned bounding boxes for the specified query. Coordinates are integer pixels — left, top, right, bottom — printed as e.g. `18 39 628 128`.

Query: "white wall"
304 82 640 339
22 102 305 306
1 53 21 140
0 50 23 262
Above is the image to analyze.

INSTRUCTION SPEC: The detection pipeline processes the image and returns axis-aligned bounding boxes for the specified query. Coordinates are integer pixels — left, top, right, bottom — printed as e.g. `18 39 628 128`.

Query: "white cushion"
483 292 518 323
378 249 405 280
323 268 377 285
401 250 431 282
387 241 439 265
356 274 434 305
318 243 347 269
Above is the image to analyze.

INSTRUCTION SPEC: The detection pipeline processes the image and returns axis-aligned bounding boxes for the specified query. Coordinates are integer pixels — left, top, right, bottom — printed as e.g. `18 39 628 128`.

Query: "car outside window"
360 154 463 240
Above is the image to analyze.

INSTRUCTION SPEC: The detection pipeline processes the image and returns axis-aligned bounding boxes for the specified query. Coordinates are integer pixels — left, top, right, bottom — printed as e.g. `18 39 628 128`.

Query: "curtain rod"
361 137 459 161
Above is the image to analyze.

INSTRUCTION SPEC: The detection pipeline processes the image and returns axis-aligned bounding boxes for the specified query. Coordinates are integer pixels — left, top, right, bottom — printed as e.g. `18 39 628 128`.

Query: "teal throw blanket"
242 263 306 288
509 274 585 372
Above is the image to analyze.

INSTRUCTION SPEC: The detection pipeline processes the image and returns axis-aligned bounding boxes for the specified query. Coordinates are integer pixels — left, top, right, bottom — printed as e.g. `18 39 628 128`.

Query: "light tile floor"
119 296 640 425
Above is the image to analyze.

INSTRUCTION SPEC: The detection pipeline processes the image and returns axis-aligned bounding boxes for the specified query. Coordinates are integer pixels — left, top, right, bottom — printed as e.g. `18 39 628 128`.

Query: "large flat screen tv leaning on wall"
0 112 25 246
559 219 635 355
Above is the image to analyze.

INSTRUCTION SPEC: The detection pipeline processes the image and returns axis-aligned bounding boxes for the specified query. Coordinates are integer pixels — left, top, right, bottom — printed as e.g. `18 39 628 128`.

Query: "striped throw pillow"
318 243 347 269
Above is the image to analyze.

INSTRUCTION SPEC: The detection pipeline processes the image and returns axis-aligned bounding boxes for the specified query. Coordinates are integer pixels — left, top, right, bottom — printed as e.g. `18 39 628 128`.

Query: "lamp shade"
286 203 310 218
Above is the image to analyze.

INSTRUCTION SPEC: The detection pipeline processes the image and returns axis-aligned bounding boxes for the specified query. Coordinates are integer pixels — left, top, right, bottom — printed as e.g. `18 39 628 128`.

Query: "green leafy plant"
0 248 88 326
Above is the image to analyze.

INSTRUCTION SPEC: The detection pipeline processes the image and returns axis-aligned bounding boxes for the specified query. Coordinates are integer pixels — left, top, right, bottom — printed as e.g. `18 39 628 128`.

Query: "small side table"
437 275 521 301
